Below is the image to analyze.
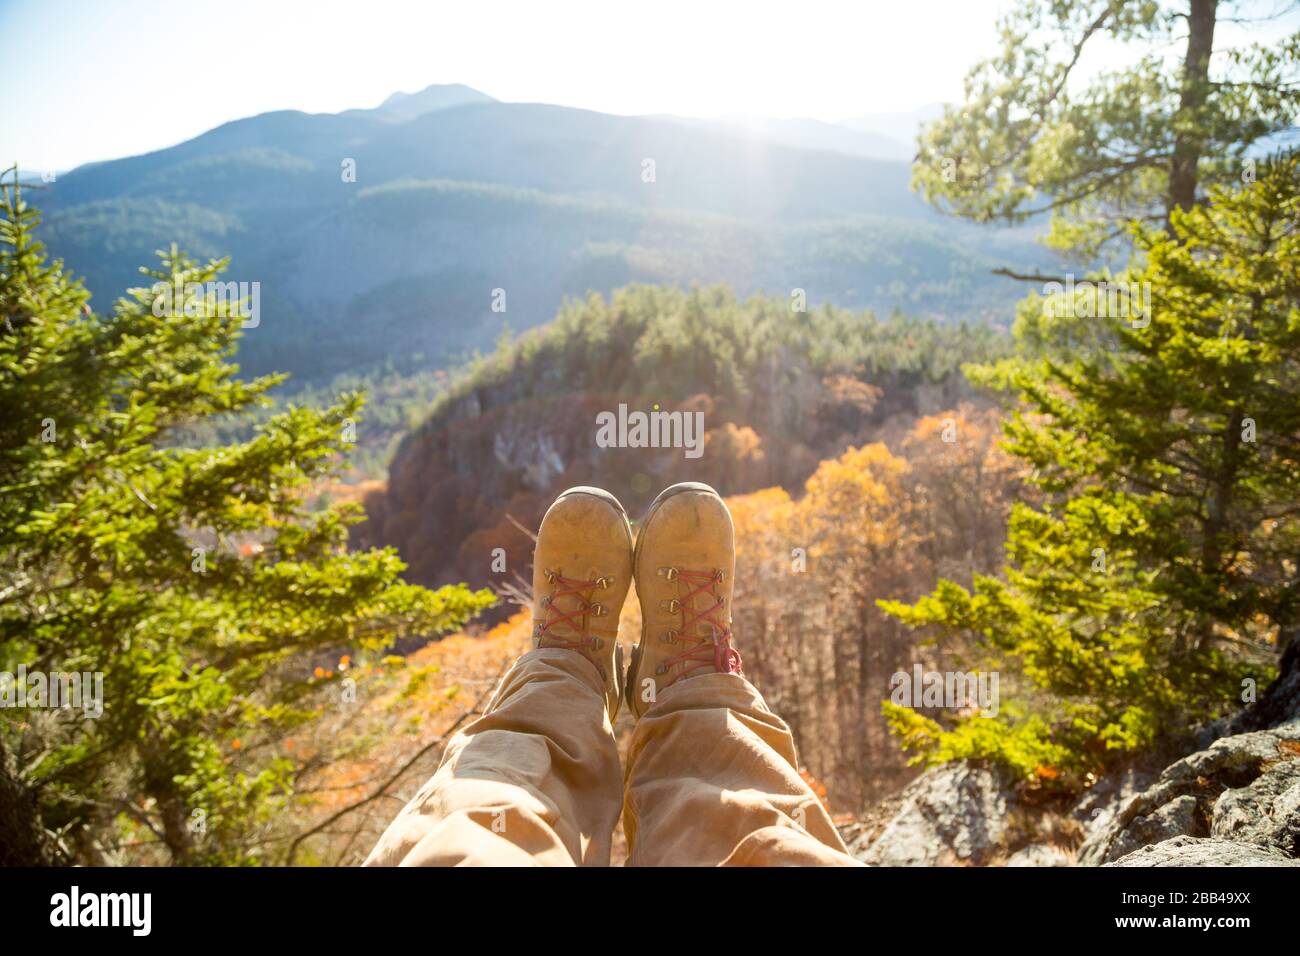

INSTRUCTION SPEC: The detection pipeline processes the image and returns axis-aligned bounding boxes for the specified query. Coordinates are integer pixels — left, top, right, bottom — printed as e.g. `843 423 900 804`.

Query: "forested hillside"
361 284 1008 591
35 87 1051 383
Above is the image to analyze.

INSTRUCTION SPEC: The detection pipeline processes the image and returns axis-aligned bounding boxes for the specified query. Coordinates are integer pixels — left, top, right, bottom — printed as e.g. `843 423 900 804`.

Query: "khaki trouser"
364 648 861 866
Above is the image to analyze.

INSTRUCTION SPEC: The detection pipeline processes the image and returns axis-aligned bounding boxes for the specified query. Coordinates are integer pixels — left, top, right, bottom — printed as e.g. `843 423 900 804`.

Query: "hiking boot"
627 482 742 718
531 486 633 717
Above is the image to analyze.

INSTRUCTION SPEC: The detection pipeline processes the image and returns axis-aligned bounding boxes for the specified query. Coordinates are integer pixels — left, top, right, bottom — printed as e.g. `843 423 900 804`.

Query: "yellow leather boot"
627 482 742 718
531 486 634 717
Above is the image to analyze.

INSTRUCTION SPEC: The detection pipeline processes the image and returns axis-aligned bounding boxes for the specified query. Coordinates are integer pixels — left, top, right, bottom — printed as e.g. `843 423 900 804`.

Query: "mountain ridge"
377 82 498 120
36 86 1052 383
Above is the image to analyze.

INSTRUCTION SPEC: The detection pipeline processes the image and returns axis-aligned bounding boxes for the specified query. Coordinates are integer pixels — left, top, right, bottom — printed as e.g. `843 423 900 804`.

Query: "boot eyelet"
715 570 725 582
591 637 603 649
655 663 669 676
660 630 678 644
596 575 614 589
545 569 558 583
657 566 678 581
589 603 608 617
660 598 680 613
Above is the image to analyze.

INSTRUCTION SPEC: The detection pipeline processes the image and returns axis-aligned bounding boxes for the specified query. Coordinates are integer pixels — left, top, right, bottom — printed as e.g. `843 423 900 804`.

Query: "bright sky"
2 0 1296 172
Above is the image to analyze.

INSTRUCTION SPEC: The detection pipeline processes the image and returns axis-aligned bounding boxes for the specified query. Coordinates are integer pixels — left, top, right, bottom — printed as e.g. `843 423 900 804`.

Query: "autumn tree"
900 405 1026 584
730 412 1022 807
731 446 915 807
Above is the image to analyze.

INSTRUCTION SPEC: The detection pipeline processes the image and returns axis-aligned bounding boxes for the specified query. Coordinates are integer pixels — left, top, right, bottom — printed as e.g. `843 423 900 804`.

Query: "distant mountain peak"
377 84 496 120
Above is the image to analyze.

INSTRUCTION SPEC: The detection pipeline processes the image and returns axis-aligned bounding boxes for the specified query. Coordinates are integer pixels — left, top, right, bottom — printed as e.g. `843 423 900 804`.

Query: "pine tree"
913 0 1299 258
881 154 1300 788
0 168 494 864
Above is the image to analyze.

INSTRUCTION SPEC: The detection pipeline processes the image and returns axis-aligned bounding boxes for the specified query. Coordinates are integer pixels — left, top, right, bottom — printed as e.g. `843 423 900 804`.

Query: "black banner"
1 865 1285 943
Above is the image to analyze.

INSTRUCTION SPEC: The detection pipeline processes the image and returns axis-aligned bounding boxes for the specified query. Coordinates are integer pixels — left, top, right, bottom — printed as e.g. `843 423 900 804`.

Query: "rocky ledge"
848 637 1300 867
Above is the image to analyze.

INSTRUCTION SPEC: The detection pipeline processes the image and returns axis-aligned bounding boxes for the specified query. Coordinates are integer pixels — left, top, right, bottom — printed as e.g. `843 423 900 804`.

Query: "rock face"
852 636 1300 867
1080 723 1300 865
1106 835 1300 867
1090 638 1300 867
1104 794 1201 862
1072 766 1158 847
1212 757 1300 849
849 763 1014 866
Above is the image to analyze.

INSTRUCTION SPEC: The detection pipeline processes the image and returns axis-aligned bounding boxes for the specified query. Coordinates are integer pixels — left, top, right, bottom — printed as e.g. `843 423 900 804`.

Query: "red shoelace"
658 567 742 678
537 571 608 650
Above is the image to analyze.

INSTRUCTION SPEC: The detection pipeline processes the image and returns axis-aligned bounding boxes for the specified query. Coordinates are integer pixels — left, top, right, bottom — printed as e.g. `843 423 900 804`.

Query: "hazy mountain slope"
234 180 1046 379
838 104 946 147
47 111 386 208
348 102 925 220
37 88 1051 383
672 114 914 160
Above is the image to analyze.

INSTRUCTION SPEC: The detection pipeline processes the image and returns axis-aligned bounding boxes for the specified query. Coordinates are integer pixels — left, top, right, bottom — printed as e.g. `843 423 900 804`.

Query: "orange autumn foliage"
728 408 1021 809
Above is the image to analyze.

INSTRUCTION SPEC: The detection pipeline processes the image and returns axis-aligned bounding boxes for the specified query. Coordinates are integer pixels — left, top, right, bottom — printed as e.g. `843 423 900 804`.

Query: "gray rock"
1106 835 1300 867
1005 843 1071 867
1104 794 1201 863
851 643 1300 869
1211 759 1300 854
1072 767 1157 844
856 762 1013 866
1079 725 1300 865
